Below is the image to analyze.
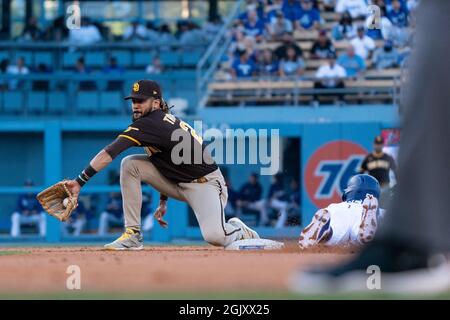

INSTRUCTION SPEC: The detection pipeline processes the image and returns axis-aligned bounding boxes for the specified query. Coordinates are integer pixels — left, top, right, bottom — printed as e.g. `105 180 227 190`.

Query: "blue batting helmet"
341 174 381 201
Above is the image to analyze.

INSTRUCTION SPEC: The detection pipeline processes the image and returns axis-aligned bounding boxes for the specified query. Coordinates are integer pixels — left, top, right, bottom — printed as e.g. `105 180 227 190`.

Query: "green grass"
1 290 449 300
0 250 31 256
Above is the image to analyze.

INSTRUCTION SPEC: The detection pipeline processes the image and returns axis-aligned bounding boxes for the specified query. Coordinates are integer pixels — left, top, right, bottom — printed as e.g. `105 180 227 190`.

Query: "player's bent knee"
120 155 138 174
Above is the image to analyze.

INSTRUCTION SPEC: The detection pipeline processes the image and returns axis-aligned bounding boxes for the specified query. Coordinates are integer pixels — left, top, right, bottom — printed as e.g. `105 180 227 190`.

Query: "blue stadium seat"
111 50 132 66
27 92 47 113
34 52 53 66
160 52 180 67
0 51 9 61
63 51 81 68
133 51 154 67
48 92 66 114
85 52 106 68
99 91 123 114
2 91 23 113
76 91 99 114
181 50 202 67
13 51 33 65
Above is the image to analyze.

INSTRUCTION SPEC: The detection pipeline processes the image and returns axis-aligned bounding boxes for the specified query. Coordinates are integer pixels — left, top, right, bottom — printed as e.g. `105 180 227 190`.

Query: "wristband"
160 194 168 201
75 165 97 187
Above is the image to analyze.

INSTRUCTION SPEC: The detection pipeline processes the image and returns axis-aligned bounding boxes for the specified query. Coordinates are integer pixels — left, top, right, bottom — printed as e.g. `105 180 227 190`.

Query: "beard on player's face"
131 98 153 121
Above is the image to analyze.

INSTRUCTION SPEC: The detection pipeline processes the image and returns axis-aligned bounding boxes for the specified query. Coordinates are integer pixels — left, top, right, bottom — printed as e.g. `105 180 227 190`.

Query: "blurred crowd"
13 15 223 46
7 171 301 237
223 0 417 104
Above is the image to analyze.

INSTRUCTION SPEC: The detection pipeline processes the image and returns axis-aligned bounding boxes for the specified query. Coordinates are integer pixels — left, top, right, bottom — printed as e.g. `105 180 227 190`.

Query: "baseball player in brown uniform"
63 80 259 250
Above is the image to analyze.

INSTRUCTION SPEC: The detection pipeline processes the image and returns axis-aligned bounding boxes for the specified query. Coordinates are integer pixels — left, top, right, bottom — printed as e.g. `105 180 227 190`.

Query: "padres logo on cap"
133 82 140 92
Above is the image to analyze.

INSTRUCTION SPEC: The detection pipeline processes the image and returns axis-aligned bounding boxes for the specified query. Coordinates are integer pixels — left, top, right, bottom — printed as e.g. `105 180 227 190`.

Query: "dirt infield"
0 243 355 297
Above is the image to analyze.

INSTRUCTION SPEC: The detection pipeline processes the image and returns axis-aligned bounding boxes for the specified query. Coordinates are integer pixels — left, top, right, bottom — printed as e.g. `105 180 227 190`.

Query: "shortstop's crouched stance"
298 174 383 249
48 80 259 250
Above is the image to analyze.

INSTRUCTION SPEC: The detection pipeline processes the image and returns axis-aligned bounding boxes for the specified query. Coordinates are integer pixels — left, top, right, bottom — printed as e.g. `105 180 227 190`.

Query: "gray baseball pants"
119 154 243 246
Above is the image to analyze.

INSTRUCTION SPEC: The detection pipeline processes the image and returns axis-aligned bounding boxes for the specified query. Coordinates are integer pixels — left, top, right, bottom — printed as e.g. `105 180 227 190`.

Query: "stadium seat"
13 51 33 65
160 51 180 67
2 91 23 113
33 52 53 67
63 51 81 68
27 92 47 114
0 51 9 61
111 50 132 66
181 50 202 67
85 52 106 68
132 51 154 67
76 91 99 114
48 92 66 114
99 91 123 114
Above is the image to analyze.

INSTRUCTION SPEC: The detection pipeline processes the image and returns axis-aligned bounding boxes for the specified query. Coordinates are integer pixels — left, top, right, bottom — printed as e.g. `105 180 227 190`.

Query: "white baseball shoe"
228 217 260 240
358 195 379 245
298 209 331 249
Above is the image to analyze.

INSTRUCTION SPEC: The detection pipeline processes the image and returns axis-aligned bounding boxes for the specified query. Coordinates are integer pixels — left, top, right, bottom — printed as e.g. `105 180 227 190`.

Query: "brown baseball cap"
124 80 162 100
374 135 385 144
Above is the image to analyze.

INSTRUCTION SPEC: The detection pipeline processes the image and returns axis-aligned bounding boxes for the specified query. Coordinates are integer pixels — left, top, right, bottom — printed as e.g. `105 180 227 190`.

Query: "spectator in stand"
332 11 356 40
282 0 303 23
123 20 148 41
224 177 239 220
103 56 125 91
287 178 301 225
310 30 336 59
7 57 29 90
266 0 285 24
146 56 164 74
242 10 265 41
230 51 256 79
366 6 394 41
350 26 376 60
98 192 123 235
268 10 293 41
158 24 177 47
44 16 69 41
279 46 305 77
372 40 400 69
274 32 303 60
68 17 102 45
141 192 154 233
335 0 367 19
0 59 10 91
203 15 224 42
268 174 289 228
20 16 43 41
337 44 366 77
145 21 160 43
387 0 409 28
10 180 46 237
74 57 96 91
179 21 206 46
296 0 321 30
314 54 347 105
63 199 91 236
236 173 268 226
256 48 279 77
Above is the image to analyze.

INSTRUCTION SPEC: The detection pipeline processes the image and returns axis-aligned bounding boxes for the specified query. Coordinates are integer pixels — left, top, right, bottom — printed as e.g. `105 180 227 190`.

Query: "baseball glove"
36 180 78 222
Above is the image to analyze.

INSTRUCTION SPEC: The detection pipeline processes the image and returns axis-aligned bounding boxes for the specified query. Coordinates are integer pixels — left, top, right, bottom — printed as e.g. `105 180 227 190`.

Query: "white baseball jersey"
325 201 364 246
324 200 385 246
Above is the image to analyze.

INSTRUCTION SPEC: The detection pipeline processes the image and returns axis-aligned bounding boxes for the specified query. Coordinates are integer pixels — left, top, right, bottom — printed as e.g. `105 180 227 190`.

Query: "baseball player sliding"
298 174 383 249
37 80 259 250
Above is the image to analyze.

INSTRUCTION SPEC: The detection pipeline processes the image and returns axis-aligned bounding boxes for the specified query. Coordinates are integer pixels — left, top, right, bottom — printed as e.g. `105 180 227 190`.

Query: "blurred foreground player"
290 1 450 294
298 174 382 249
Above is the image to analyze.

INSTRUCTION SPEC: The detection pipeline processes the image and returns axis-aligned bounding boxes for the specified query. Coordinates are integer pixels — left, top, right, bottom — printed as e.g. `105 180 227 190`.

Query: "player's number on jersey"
163 114 203 144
